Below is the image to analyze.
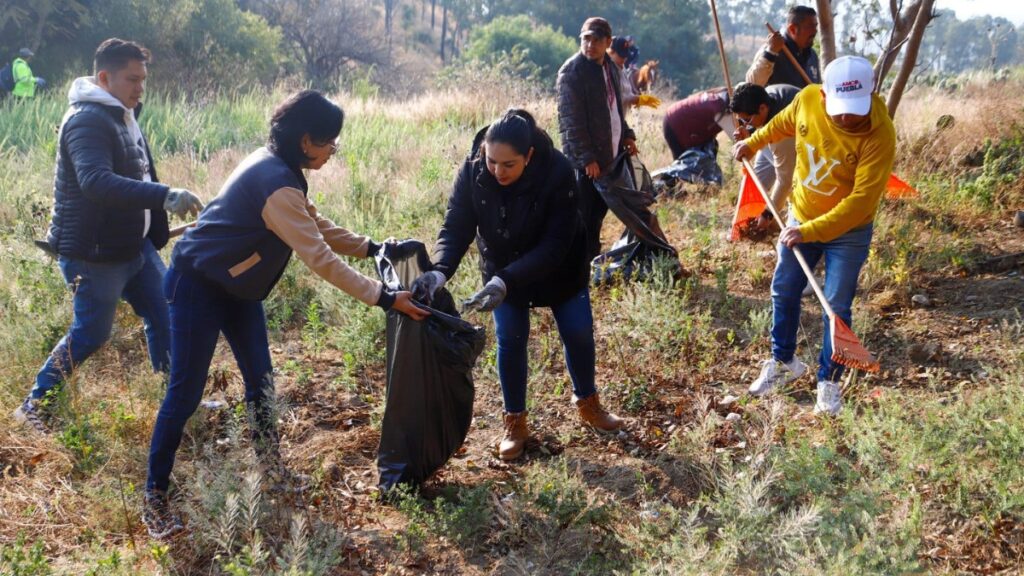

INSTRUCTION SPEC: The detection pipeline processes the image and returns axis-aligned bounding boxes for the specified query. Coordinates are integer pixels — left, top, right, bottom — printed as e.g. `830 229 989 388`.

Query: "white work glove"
410 270 446 305
163 188 204 218
462 276 507 313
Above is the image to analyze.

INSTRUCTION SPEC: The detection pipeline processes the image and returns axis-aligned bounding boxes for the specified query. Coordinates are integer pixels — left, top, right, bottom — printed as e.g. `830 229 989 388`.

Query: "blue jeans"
146 267 274 492
31 240 169 399
771 219 873 382
492 288 597 413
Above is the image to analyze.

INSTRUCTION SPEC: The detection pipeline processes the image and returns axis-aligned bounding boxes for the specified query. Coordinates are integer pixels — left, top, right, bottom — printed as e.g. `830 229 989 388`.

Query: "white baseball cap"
823 55 874 116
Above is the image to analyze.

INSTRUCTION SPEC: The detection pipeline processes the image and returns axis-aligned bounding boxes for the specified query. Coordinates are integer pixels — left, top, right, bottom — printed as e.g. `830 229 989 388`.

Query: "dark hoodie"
432 125 589 308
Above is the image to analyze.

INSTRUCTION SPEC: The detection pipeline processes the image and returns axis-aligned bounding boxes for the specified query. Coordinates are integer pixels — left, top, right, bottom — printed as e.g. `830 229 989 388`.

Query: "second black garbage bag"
591 153 681 285
374 240 486 492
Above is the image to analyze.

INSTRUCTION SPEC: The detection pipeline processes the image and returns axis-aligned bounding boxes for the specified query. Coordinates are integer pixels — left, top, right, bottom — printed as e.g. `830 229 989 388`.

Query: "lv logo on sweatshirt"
801 143 840 197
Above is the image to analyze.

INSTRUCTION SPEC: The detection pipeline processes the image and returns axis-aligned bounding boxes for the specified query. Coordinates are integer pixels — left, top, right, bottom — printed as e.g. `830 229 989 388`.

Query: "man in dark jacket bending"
13 38 202 434
556 17 639 260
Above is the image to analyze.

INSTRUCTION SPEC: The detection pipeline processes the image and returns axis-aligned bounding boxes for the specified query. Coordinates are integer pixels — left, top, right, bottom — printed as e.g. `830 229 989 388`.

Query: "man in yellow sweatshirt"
732 55 896 415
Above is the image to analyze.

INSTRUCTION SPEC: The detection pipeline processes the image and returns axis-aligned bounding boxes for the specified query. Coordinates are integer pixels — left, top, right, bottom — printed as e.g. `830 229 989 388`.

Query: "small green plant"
149 544 171 572
394 483 494 552
57 416 102 474
622 378 654 413
301 300 327 358
0 534 50 576
745 305 772 342
524 458 613 529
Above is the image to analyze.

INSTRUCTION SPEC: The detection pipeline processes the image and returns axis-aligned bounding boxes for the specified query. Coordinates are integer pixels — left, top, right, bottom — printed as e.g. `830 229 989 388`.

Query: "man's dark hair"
730 83 770 115
787 5 818 26
94 38 150 74
268 90 344 172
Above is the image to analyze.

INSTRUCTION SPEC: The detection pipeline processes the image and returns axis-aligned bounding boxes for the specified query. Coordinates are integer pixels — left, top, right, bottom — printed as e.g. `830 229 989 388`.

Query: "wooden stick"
708 0 749 140
710 0 735 101
742 158 835 318
765 22 815 86
169 222 195 238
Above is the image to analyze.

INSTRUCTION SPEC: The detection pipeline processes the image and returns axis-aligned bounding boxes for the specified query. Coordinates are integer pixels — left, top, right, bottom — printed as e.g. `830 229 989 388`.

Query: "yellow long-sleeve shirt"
745 85 896 243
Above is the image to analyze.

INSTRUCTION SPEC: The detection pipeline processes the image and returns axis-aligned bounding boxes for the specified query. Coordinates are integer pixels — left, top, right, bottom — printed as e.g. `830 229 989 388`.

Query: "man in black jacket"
13 38 202 434
556 17 639 260
745 5 820 88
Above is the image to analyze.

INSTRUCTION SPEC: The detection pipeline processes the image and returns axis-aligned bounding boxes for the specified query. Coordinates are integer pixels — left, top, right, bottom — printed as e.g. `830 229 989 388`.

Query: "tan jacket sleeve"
745 47 776 86
305 199 372 257
262 187 382 306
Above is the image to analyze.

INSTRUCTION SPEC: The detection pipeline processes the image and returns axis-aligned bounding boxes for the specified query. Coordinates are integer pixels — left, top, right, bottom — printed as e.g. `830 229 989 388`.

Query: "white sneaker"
748 357 808 397
813 380 842 416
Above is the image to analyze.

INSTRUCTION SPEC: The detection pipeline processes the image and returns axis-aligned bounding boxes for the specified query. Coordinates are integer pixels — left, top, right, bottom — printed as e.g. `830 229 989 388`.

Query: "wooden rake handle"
169 222 196 238
765 23 815 86
741 158 836 319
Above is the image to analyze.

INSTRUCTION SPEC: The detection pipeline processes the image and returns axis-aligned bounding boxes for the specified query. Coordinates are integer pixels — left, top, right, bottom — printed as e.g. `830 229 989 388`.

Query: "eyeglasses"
734 115 754 129
315 139 340 155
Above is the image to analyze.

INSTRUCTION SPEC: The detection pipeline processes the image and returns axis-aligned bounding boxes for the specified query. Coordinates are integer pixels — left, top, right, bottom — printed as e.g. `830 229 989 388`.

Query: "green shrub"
0 534 50 576
461 15 577 82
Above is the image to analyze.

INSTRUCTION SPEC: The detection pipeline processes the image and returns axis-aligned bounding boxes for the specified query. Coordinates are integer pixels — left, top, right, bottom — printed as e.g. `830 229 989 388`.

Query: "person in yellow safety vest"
12 48 42 98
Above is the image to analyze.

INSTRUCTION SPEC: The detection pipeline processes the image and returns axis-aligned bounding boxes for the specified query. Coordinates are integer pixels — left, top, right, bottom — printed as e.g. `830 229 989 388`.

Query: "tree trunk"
29 0 57 52
886 0 935 117
873 0 924 89
431 0 436 30
439 3 447 63
384 0 398 60
816 0 837 68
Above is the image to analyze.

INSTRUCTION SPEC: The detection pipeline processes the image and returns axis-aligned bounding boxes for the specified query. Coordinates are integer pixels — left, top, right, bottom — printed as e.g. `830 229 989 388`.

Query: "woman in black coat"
412 109 623 460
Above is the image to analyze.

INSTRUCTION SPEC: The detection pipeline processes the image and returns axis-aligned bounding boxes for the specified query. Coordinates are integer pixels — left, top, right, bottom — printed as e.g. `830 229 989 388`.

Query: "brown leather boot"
575 393 623 433
498 411 529 460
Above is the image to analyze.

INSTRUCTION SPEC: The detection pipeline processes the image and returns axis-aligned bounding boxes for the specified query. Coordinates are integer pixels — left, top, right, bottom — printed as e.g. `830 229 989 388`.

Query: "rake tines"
830 316 880 373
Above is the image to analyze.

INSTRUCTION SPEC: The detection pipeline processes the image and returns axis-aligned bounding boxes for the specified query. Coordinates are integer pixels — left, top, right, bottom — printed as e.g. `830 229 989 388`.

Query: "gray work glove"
461 276 507 313
410 270 446 305
163 188 204 218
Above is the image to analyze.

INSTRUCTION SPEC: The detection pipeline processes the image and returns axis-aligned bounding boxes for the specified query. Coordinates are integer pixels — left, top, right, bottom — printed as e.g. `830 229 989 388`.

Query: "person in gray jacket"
13 38 202 434
729 82 801 230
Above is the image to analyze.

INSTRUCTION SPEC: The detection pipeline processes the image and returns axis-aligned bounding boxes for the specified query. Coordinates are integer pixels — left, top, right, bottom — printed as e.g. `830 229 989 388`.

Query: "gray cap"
18 48 34 58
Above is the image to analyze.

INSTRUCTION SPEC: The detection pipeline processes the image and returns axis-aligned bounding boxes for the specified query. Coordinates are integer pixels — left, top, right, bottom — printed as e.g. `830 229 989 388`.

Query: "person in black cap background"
606 36 661 110
556 16 639 260
9 48 45 98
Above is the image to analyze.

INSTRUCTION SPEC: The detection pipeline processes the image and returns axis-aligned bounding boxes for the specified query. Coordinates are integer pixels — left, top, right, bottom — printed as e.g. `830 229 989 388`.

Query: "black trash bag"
650 140 723 193
591 154 680 285
374 240 486 492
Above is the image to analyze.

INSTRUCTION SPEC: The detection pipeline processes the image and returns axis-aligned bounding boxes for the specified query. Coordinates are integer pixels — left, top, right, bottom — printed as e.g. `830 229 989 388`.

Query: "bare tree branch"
873 0 922 85
886 0 937 117
243 0 386 87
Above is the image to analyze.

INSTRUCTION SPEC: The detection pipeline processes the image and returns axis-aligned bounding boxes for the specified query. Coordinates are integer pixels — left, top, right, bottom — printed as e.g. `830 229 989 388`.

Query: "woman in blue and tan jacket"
142 90 427 539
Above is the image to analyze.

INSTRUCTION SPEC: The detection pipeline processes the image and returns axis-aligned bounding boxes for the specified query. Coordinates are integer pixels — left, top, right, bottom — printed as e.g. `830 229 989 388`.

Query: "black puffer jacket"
766 37 820 87
432 126 588 308
556 52 636 172
46 102 170 262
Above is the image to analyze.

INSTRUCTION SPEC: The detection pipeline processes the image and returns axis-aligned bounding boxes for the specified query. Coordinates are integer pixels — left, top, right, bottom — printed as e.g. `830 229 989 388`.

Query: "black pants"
575 171 609 261
662 121 686 160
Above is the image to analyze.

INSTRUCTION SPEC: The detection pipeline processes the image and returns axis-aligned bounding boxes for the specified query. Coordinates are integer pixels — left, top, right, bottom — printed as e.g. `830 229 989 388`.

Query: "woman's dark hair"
268 90 344 171
484 108 539 156
729 82 770 115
